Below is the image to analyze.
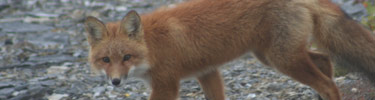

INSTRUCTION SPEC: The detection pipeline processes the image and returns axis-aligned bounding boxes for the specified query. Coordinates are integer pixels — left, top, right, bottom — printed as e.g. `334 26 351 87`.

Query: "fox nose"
112 78 121 86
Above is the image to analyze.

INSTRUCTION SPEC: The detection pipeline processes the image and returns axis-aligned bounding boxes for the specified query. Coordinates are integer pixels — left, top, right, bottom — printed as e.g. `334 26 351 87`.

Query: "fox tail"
313 0 375 83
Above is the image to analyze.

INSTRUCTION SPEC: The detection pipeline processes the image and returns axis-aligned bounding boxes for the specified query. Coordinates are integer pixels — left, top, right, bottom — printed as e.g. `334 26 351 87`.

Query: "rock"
0 82 14 89
47 93 69 100
68 81 87 93
40 80 56 86
0 88 15 96
10 85 52 100
0 18 24 23
347 74 359 80
47 65 70 74
351 88 358 93
115 6 128 12
0 95 7 100
12 90 27 97
54 87 69 94
93 87 106 97
331 0 367 21
28 54 77 64
4 39 12 45
0 22 54 33
29 75 57 82
266 82 285 92
70 10 86 21
25 32 70 48
73 50 87 57
0 4 10 11
27 12 59 18
0 81 24 90
335 76 346 82
106 91 118 98
106 85 114 91
246 93 256 99
86 11 101 18
23 17 52 23
14 84 28 91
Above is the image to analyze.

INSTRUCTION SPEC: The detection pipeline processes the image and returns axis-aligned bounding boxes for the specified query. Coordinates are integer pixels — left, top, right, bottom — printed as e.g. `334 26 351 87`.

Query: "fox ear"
120 10 143 41
84 16 107 46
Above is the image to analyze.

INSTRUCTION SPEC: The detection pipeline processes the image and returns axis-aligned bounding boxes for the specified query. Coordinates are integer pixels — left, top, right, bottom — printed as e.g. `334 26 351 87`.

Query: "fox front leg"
149 76 180 100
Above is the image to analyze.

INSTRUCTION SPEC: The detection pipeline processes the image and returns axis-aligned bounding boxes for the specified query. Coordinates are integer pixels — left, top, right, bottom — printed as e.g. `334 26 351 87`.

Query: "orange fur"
84 0 375 100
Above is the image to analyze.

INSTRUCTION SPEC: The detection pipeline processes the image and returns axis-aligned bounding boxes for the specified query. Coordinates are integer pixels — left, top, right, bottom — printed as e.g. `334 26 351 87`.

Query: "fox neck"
128 60 151 81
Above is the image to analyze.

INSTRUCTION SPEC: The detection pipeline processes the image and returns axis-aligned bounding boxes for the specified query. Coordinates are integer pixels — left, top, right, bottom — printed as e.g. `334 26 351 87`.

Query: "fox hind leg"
260 42 340 100
308 51 334 79
254 50 334 79
309 51 335 100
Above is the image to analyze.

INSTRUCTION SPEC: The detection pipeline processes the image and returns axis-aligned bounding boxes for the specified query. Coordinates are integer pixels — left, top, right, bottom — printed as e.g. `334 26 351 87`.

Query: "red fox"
84 0 375 100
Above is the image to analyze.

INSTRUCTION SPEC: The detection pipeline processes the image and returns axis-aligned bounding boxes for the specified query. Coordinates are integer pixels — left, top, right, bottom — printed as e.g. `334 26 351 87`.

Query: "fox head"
84 11 149 86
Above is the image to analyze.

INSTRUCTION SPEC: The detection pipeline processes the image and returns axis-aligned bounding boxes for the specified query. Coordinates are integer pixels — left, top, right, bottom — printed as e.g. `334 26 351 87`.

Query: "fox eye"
123 54 131 61
102 57 110 63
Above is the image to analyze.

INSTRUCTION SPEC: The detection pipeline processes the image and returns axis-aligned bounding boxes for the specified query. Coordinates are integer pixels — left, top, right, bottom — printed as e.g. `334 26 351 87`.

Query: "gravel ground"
0 0 374 100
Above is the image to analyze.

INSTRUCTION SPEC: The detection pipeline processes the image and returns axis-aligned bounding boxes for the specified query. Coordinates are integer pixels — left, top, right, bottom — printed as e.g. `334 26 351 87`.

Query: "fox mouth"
107 75 128 86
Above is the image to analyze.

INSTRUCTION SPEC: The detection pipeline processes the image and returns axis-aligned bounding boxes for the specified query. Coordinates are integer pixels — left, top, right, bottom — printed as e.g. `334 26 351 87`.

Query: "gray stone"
12 90 27 97
0 4 10 11
47 65 70 74
10 85 52 100
27 12 59 18
54 87 69 94
93 87 106 97
40 80 56 86
25 32 70 47
0 82 13 89
93 87 105 93
331 0 367 21
4 39 12 45
14 84 28 91
0 88 15 96
29 75 56 82
0 22 54 33
47 93 69 100
266 83 283 92
0 95 7 100
85 76 105 83
66 81 87 93
28 54 77 64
